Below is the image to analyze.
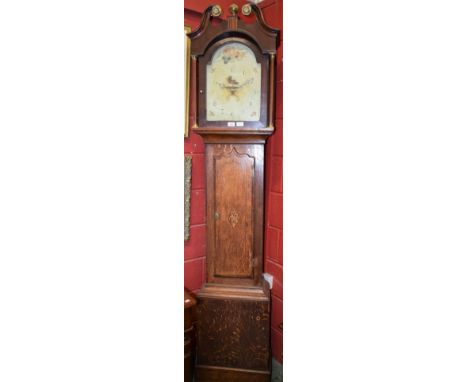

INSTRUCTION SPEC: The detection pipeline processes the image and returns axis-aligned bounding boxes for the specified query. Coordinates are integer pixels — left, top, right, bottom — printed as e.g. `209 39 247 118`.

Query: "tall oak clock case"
188 4 279 381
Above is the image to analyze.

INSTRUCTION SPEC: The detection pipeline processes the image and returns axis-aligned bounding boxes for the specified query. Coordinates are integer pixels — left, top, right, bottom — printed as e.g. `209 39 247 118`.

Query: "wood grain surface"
196 296 270 371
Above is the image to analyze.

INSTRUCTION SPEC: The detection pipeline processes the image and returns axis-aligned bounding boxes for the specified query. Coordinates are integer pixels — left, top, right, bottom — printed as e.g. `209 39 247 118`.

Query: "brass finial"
229 3 239 16
241 4 252 16
211 5 222 17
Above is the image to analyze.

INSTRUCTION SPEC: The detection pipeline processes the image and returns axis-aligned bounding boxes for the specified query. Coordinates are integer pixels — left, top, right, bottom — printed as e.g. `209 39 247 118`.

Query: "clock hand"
239 78 254 87
217 82 240 90
216 77 254 91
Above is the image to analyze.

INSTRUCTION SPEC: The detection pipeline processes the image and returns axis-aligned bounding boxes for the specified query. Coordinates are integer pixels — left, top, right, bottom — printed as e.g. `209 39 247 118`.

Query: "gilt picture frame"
184 25 191 138
184 155 192 241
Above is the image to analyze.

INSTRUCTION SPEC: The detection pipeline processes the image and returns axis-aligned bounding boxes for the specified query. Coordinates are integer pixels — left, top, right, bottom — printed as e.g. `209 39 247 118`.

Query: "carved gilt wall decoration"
185 25 191 137
184 155 192 241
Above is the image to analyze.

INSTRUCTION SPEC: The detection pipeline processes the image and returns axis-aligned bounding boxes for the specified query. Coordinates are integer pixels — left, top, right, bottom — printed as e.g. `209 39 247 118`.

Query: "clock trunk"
206 143 264 285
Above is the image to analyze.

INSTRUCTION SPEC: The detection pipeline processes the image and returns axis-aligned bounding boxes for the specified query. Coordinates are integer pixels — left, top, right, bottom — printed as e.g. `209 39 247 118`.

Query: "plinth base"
196 365 270 382
195 283 271 382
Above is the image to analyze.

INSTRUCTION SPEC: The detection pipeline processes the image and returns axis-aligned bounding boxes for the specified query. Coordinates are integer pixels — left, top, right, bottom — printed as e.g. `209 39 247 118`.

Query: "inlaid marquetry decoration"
184 155 192 241
228 209 239 227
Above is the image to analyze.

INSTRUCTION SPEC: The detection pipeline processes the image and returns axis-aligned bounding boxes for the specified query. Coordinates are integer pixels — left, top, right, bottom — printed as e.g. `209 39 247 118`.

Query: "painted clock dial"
206 42 261 122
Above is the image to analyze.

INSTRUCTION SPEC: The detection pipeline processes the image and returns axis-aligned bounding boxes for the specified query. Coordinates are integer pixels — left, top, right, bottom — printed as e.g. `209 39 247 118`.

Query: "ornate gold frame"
184 25 191 138
184 155 192 241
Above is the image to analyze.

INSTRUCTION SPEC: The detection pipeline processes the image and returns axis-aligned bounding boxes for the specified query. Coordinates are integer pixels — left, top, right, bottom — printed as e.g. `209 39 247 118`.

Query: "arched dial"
206 42 261 122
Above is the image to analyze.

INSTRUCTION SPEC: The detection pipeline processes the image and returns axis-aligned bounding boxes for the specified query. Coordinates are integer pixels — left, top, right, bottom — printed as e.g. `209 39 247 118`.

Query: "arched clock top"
189 3 278 136
205 38 263 66
188 3 279 58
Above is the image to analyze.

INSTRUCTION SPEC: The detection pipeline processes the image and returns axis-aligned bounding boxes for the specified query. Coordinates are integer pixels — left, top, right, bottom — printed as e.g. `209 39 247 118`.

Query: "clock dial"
206 42 261 122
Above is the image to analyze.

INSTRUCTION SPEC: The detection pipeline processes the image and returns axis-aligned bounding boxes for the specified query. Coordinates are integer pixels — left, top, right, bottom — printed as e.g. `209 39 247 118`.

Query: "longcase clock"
188 4 279 381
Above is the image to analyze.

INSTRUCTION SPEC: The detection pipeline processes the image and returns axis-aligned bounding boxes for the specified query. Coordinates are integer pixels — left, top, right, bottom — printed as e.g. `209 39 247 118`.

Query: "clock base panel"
195 284 271 382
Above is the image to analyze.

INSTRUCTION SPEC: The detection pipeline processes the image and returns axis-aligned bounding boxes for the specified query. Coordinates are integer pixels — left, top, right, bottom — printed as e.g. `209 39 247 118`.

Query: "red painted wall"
261 0 283 365
184 0 283 363
184 10 207 294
